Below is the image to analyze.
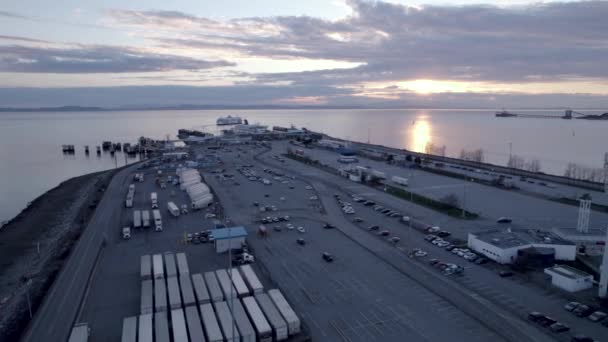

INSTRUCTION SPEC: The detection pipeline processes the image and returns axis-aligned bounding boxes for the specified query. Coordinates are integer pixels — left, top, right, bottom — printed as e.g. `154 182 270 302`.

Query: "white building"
468 229 576 264
544 265 593 292
211 227 248 253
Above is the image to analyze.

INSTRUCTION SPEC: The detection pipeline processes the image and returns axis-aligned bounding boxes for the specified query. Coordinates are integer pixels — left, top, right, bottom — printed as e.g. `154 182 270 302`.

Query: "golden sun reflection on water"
410 119 431 152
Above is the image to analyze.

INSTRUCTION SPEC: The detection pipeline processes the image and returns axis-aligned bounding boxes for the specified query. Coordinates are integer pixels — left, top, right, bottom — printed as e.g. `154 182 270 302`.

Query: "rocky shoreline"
0 169 115 341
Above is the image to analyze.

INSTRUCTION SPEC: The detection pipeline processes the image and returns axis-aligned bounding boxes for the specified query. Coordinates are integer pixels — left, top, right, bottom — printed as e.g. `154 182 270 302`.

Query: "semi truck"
167 276 182 310
204 271 224 302
239 265 264 294
122 227 131 240
184 306 205 342
141 210 150 228
121 316 137 342
268 289 300 335
167 202 180 217
215 301 241 342
140 280 153 314
255 293 288 341
215 269 238 300
170 309 188 342
191 273 211 304
242 296 272 342
164 253 177 278
152 254 164 279
154 278 167 312
125 193 134 208
154 311 170 342
152 209 162 231
391 175 409 186
176 252 189 276
229 268 250 297
150 192 158 209
200 303 224 342
133 210 142 229
229 297 256 342
179 273 196 307
138 313 152 342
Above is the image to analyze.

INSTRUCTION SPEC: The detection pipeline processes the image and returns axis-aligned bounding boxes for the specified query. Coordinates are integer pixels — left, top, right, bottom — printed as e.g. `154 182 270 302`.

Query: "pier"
496 109 608 120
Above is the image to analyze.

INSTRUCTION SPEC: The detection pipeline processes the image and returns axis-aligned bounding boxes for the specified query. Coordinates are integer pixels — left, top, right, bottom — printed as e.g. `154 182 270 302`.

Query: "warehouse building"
468 228 576 265
544 265 593 292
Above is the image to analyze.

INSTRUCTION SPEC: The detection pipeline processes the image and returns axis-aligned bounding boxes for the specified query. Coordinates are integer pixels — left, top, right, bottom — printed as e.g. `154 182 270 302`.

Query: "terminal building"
468 228 576 265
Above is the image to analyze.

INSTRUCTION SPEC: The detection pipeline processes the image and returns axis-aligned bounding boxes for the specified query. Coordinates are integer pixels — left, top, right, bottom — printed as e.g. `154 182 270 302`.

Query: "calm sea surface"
0 109 606 222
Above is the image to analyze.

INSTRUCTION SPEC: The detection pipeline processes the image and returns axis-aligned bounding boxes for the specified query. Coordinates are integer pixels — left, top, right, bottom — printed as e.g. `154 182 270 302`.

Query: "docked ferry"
216 115 243 126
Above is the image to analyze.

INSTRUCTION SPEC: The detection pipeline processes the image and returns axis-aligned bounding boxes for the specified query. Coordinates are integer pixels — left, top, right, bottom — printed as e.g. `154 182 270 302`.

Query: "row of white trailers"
133 209 162 231
177 168 214 209
123 290 298 342
132 254 299 342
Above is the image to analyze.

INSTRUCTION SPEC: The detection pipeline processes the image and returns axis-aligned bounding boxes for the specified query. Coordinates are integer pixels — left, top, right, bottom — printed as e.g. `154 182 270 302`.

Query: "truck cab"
122 227 131 239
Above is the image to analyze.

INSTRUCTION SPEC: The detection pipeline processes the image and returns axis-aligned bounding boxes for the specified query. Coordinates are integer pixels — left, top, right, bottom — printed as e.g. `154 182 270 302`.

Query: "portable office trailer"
239 265 263 294
185 306 206 342
268 289 300 335
192 273 211 304
229 297 256 342
138 313 152 342
154 311 170 342
241 296 272 342
170 309 188 342
153 254 164 279
200 303 224 342
179 273 196 307
154 278 167 312
204 271 224 302
167 202 180 217
121 316 137 342
167 276 182 310
164 252 177 278
176 252 190 276
228 268 249 297
215 301 241 342
140 280 154 314
140 255 151 280
255 293 288 341
215 269 238 300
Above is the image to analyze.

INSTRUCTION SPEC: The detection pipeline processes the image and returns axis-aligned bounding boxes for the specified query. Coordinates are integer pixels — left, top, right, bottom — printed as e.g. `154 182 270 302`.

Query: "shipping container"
164 253 177 278
192 273 211 304
140 255 151 280
200 303 224 342
215 301 241 342
170 309 189 342
239 265 263 294
167 276 182 310
167 202 180 217
241 296 272 342
138 313 152 342
133 210 142 229
179 273 196 307
229 297 256 342
215 269 238 300
184 306 206 342
140 280 153 314
153 254 164 279
121 316 137 342
141 210 150 228
176 253 190 276
204 271 224 302
154 278 167 312
255 293 288 341
268 289 300 335
228 269 249 297
154 311 170 342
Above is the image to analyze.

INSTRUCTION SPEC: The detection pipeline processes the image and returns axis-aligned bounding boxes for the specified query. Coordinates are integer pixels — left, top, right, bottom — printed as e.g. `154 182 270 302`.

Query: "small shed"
544 265 593 292
211 226 248 253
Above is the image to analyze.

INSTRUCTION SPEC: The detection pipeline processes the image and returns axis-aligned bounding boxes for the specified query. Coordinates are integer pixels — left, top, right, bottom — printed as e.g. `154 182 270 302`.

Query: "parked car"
549 322 570 333
322 252 334 262
368 225 380 231
323 223 336 229
379 230 390 236
573 305 593 317
571 335 595 342
474 257 488 264
587 311 607 322
297 238 306 245
437 231 451 238
527 312 544 323
273 226 282 232
564 302 581 312
499 271 514 277
353 217 364 223
297 226 306 233
497 217 512 223
389 237 401 244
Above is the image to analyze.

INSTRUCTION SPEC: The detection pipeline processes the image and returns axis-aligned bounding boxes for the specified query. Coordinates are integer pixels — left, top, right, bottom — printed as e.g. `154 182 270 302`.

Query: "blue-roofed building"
210 227 248 253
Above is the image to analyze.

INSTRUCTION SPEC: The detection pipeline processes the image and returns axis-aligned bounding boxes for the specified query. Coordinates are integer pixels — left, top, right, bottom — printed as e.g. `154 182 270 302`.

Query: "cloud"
0 35 51 44
0 11 28 19
0 45 234 73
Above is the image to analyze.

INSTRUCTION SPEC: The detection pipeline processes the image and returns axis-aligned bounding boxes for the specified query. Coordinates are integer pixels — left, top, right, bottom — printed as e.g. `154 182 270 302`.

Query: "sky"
0 0 607 108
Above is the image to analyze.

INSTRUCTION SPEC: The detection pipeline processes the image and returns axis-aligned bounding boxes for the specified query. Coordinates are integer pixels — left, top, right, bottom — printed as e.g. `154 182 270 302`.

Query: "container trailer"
170 308 188 342
167 276 182 310
204 271 224 302
268 289 300 335
140 280 153 314
242 296 272 342
255 293 288 341
179 273 196 307
200 303 224 342
239 265 263 294
191 273 211 304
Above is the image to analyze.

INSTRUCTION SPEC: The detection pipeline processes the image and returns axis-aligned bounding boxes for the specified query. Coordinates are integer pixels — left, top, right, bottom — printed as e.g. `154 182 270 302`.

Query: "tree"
405 155 413 162
525 158 542 172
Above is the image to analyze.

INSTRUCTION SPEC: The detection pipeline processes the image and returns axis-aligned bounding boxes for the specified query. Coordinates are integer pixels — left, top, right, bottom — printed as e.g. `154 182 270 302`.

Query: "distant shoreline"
2 105 605 113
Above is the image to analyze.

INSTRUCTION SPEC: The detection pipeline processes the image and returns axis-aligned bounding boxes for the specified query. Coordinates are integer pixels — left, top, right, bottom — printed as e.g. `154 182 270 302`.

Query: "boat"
576 112 608 120
177 129 212 139
216 115 243 126
495 110 517 117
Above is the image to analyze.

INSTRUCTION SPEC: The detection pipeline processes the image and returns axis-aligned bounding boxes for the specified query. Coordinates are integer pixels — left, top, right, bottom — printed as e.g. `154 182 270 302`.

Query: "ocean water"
0 109 605 223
